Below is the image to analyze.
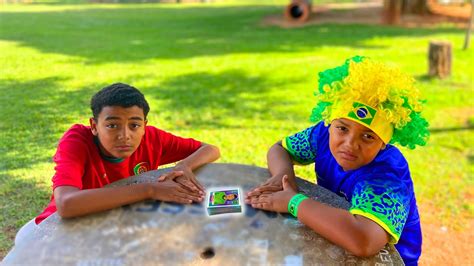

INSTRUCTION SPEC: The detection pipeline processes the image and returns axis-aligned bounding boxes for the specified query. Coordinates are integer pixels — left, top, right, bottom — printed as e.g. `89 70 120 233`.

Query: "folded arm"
248 176 390 257
54 179 202 219
298 199 390 257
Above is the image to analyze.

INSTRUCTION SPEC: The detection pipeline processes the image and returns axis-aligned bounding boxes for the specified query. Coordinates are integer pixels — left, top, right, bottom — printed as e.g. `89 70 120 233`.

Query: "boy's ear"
89 117 98 136
381 143 387 150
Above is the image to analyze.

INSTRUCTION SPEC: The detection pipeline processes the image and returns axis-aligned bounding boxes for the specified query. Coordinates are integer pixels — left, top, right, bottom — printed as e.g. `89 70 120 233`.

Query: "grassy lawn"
0 1 473 258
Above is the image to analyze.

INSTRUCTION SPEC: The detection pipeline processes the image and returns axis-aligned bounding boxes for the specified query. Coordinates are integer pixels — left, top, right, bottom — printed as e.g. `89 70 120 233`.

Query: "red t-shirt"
35 124 201 224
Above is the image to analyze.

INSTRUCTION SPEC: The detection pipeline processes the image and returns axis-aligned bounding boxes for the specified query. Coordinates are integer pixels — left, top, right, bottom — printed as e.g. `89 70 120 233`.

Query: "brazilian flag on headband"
348 102 377 126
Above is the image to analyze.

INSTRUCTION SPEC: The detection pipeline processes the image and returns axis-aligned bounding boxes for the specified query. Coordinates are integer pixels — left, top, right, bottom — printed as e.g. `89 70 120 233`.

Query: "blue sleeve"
349 176 411 244
281 123 322 165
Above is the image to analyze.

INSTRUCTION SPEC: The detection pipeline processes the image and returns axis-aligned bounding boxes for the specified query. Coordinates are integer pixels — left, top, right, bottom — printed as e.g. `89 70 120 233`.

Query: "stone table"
3 163 403 265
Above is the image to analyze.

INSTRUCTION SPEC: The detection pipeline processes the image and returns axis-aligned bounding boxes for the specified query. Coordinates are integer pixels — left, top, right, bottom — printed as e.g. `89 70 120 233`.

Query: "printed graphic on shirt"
349 178 410 244
133 162 150 175
282 127 316 165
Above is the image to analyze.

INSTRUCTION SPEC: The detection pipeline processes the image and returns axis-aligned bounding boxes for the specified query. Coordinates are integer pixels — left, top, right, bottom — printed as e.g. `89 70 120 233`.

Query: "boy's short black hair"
91 83 150 120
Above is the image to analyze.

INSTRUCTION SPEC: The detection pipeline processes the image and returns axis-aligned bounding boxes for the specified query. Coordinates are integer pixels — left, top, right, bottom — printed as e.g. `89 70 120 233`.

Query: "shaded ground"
419 202 473 265
263 1 470 29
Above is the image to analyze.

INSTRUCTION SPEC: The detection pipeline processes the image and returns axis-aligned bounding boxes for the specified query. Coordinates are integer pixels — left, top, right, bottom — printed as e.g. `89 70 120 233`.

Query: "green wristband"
288 193 309 217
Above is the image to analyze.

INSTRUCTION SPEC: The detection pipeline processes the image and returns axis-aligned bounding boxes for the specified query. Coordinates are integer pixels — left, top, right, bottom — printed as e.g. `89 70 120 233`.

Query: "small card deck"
206 188 242 216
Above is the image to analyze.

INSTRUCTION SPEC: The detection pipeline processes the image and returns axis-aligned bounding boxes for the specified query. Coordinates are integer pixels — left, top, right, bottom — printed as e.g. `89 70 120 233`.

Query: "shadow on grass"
0 77 98 171
148 69 300 129
0 5 464 63
0 69 298 170
0 173 51 259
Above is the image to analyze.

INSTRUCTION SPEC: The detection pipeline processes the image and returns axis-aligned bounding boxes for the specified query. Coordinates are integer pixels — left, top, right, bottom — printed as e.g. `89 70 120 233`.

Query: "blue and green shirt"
283 121 422 265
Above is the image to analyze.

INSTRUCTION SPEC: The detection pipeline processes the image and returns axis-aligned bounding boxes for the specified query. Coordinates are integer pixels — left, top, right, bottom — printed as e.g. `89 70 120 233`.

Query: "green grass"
1 2 473 258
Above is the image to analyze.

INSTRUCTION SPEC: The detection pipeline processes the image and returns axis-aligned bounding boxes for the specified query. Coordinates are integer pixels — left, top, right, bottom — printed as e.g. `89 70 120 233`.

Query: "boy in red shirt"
16 83 220 243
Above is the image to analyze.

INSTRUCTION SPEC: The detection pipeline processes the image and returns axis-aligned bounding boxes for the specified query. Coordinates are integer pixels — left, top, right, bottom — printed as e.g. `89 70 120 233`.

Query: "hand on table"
156 165 204 203
150 178 203 204
158 165 205 195
245 175 297 213
245 173 297 200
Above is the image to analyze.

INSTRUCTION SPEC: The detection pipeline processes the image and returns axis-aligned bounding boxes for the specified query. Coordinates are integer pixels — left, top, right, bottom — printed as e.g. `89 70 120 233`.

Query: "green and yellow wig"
310 56 429 149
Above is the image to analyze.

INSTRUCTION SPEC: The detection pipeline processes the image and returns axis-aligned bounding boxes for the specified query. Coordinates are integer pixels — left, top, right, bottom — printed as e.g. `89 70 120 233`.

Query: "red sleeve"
149 127 202 165
52 125 90 190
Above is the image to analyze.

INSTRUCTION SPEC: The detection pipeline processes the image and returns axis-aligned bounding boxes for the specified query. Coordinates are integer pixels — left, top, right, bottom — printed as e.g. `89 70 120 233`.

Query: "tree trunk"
464 0 473 50
428 41 452 79
383 0 402 24
401 0 429 14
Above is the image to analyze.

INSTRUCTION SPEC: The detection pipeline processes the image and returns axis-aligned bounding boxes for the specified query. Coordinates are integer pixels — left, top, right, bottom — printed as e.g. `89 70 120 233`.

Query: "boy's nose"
344 136 359 150
118 128 131 140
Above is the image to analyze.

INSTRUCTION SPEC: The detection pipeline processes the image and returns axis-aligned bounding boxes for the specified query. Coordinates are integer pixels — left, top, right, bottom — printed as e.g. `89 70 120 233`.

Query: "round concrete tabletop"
3 163 403 265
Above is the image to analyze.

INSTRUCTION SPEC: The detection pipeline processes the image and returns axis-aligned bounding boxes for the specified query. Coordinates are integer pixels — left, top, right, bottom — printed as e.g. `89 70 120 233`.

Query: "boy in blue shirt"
246 56 429 265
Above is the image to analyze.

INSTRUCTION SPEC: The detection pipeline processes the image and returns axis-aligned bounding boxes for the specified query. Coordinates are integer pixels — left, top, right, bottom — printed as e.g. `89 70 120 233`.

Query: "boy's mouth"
116 145 132 151
339 151 357 161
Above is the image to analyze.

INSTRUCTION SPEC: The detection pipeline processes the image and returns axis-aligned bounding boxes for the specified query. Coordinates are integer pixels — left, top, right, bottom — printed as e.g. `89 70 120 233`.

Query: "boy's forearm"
175 143 220 170
55 183 152 218
297 199 388 257
267 142 296 180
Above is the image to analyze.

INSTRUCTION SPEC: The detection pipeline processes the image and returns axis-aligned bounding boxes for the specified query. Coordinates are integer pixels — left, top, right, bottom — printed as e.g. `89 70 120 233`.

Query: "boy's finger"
248 181 267 193
173 197 192 204
249 196 262 205
256 185 281 193
244 194 258 203
187 177 205 194
158 171 184 182
246 188 258 195
246 190 262 197
190 178 205 193
176 177 199 192
252 201 270 211
252 203 268 210
282 175 289 190
157 174 167 182
176 185 201 197
170 171 184 178
248 183 272 194
176 191 202 202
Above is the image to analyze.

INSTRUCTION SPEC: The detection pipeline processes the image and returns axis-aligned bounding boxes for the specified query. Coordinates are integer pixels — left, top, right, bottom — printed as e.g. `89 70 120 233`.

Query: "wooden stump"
428 41 452 78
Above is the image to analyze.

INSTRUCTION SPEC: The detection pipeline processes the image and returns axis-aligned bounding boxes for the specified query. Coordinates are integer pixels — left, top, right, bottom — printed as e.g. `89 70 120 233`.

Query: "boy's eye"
336 126 348 132
106 124 117 129
131 123 141 129
363 133 375 140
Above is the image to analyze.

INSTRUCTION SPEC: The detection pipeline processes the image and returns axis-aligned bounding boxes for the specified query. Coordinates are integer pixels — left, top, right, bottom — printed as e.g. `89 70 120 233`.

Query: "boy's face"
90 106 147 159
225 194 236 201
329 118 385 171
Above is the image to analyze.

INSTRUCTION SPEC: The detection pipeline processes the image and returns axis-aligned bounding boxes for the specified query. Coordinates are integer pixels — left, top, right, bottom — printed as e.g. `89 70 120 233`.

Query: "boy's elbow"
347 239 385 257
55 196 74 219
204 144 220 161
213 145 220 159
349 245 381 258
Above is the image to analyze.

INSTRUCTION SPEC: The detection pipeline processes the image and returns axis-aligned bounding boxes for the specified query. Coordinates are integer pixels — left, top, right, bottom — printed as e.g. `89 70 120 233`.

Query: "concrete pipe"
284 0 312 22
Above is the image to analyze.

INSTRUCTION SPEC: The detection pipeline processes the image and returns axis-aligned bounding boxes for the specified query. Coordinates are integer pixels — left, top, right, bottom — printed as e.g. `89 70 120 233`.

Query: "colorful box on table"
206 188 242 216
